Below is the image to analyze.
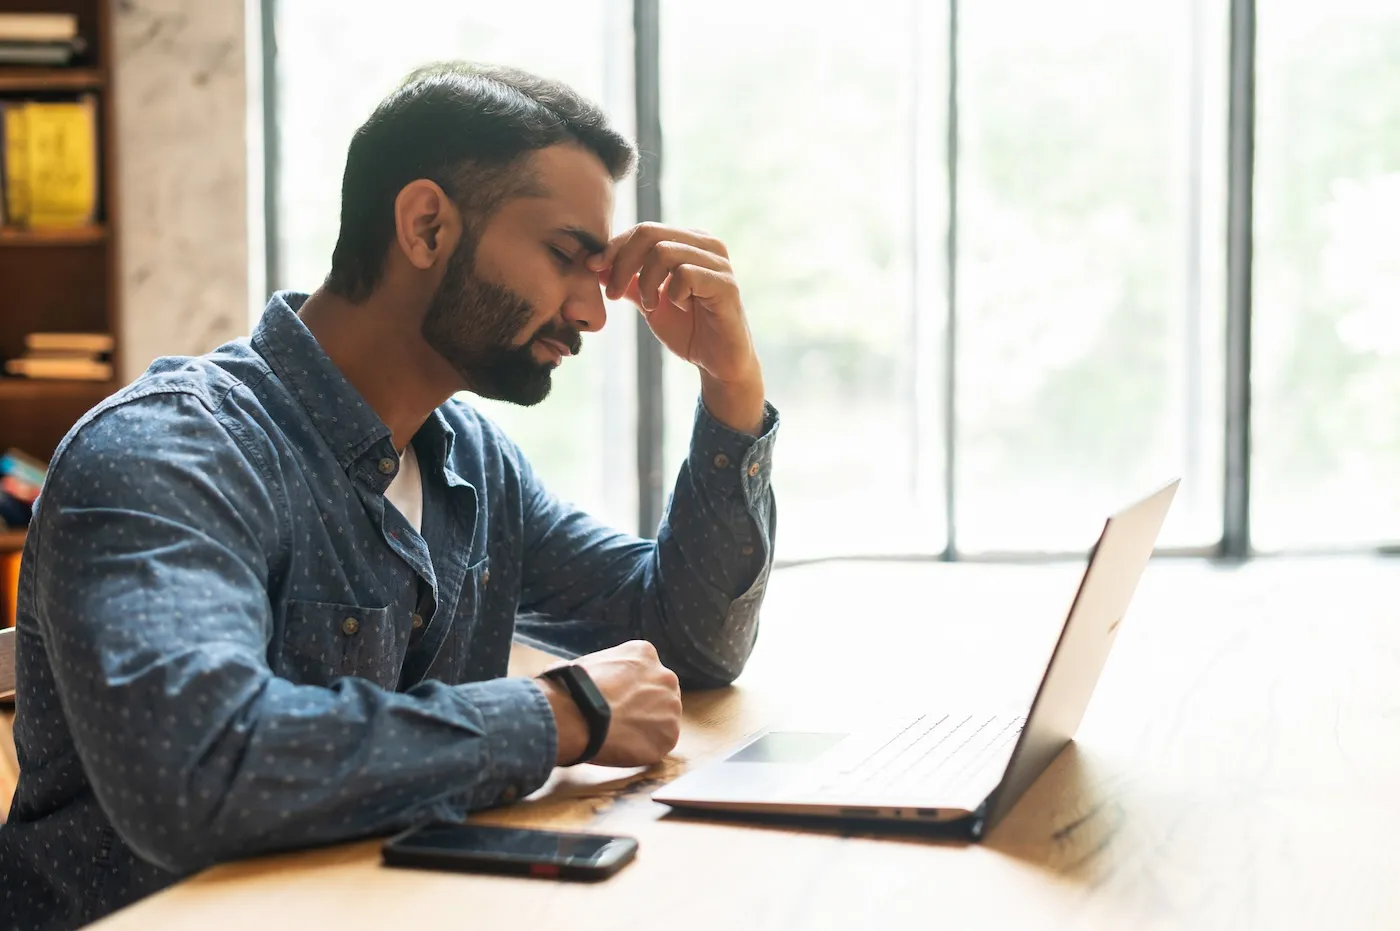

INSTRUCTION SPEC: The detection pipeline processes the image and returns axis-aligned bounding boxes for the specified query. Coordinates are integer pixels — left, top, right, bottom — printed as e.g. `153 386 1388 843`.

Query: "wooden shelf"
0 226 107 247
0 67 104 93
0 378 114 401
0 2 120 465
0 531 25 554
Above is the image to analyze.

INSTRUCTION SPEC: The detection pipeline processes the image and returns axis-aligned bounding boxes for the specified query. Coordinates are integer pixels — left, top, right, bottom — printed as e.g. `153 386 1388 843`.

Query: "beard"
420 239 581 407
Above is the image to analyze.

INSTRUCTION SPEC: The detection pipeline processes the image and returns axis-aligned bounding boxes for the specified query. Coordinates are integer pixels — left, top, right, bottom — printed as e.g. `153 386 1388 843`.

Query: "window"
660 0 942 559
1252 0 1400 549
268 0 1395 559
957 0 1228 551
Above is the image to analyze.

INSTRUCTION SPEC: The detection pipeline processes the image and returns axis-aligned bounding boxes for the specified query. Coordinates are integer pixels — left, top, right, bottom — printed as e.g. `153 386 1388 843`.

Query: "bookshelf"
0 0 122 468
0 65 102 92
0 223 106 245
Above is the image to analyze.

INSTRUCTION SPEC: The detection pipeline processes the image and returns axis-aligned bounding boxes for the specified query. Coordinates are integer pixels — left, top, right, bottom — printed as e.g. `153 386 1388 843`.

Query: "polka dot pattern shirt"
0 292 778 931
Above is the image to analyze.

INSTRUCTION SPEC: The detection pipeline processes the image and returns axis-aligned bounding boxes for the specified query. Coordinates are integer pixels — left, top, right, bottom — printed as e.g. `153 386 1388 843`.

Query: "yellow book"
2 103 29 225
23 96 97 229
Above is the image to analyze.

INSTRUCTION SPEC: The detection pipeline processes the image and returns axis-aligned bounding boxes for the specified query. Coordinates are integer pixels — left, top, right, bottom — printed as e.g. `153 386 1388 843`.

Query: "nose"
563 280 608 334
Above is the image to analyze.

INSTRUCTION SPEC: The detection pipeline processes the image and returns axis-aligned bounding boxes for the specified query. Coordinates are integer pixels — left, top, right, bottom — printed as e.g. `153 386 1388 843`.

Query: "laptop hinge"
969 800 990 840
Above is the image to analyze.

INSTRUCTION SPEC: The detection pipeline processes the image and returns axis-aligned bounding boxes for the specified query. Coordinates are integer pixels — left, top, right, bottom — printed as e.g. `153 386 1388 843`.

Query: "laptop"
653 480 1179 840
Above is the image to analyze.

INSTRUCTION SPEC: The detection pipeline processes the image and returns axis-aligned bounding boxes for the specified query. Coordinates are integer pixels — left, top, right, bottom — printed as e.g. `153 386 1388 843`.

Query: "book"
0 13 78 43
0 477 37 505
1 102 29 226
6 331 113 382
4 356 111 380
0 449 46 533
24 331 114 354
0 39 86 67
0 449 45 489
0 96 99 230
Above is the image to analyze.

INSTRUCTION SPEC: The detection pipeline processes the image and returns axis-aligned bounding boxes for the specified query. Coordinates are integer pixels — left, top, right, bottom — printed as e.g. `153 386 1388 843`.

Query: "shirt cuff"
689 398 780 510
455 675 557 809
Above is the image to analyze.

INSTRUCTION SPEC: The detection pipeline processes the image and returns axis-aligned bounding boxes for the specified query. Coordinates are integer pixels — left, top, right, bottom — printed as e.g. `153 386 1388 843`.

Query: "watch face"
572 668 607 711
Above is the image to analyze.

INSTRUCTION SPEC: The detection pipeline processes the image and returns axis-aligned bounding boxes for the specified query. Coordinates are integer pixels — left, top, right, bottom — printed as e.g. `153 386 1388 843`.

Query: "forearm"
69 663 556 872
641 420 776 684
518 399 779 687
700 371 766 437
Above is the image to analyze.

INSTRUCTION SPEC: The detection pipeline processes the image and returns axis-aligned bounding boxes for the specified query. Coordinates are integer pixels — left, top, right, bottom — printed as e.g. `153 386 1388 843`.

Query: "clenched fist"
537 640 682 767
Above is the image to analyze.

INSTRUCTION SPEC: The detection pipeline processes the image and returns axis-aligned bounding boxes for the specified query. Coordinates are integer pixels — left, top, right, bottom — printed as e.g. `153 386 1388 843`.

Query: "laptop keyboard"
817 712 1026 799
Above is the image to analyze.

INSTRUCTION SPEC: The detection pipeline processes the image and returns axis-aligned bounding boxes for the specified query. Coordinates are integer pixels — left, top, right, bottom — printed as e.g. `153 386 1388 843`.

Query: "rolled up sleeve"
517 398 779 688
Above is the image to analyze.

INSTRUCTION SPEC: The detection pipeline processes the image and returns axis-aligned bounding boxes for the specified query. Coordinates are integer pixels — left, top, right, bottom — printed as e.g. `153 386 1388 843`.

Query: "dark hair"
325 62 636 301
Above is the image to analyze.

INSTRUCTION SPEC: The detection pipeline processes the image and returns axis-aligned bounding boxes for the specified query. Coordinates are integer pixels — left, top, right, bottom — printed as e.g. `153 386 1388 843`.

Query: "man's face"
420 144 614 406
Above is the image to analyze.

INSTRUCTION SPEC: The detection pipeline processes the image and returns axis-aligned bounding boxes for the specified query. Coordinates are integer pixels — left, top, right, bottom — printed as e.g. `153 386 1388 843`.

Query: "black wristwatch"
539 664 611 766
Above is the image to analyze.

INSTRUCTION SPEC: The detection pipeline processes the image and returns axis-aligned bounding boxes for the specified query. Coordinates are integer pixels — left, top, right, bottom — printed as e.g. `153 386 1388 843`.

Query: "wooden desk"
81 558 1400 929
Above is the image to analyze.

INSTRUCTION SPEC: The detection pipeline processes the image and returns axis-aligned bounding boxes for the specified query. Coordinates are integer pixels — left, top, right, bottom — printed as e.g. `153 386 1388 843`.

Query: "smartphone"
382 821 638 881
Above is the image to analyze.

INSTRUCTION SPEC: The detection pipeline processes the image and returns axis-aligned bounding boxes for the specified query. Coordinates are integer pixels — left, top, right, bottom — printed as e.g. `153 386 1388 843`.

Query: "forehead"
492 144 614 245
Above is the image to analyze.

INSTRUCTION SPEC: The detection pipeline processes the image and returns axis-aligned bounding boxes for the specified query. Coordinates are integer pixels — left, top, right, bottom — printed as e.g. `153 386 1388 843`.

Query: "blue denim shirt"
0 292 778 931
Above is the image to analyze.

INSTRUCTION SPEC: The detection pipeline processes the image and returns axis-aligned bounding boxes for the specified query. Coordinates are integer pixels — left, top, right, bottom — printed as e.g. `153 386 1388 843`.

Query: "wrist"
537 675 588 766
700 369 766 436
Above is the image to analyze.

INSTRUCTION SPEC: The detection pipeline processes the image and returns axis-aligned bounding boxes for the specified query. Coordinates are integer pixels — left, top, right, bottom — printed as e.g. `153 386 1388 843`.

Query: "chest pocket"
279 599 399 688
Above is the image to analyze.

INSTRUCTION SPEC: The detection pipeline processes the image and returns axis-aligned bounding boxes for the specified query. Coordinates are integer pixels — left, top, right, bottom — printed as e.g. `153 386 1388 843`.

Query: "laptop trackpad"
727 731 849 764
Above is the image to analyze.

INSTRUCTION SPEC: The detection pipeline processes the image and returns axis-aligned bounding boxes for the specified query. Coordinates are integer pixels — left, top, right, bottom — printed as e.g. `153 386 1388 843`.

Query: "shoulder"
45 345 281 506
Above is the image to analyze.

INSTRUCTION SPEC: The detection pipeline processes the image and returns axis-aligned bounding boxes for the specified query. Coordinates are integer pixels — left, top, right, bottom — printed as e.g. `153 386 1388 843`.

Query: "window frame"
260 0 1288 563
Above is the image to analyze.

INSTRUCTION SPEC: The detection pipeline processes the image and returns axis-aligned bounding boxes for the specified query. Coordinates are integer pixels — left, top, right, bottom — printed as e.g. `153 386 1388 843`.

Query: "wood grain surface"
49 556 1400 930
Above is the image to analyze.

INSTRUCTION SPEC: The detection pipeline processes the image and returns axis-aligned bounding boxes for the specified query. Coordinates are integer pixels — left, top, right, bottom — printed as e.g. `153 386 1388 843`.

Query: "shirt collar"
251 291 394 472
251 291 466 487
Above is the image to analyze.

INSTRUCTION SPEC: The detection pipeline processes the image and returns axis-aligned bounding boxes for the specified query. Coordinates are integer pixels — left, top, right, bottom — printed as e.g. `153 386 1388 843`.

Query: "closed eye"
548 245 575 269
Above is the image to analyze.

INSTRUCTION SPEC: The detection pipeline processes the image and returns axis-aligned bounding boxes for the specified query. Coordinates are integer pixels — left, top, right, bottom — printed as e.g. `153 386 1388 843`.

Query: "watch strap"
540 664 611 765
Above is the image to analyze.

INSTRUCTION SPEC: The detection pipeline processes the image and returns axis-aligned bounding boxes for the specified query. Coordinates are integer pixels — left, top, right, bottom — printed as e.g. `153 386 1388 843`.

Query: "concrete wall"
113 0 258 380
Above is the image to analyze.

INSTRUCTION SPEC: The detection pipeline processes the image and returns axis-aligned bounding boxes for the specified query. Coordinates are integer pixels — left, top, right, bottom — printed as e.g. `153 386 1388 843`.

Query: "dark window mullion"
943 0 960 560
633 0 665 538
1223 0 1256 559
261 0 281 295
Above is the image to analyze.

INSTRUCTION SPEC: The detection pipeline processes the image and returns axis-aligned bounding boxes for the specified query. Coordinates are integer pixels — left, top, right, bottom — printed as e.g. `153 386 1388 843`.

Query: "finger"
588 222 643 267
637 242 731 311
677 228 729 260
597 261 637 305
629 226 730 261
622 222 725 299
660 264 736 313
602 223 670 300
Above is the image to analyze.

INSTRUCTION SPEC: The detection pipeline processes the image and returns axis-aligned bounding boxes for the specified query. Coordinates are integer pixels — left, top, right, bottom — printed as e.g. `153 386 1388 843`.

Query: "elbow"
679 669 741 691
677 644 754 691
109 814 222 875
99 781 231 874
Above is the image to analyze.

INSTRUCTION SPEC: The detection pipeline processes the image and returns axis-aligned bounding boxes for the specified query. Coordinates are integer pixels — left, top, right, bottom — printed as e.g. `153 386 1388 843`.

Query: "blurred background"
271 0 1400 562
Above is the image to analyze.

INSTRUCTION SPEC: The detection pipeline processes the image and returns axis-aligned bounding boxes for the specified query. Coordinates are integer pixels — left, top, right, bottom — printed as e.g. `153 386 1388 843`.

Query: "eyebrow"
556 226 608 256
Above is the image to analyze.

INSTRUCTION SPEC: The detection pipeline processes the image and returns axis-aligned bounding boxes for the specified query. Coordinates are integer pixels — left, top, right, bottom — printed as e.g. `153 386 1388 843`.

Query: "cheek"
513 268 568 331
512 302 560 345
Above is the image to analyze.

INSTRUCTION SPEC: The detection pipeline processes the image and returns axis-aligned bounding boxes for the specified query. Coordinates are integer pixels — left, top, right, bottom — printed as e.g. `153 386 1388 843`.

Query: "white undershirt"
384 443 424 534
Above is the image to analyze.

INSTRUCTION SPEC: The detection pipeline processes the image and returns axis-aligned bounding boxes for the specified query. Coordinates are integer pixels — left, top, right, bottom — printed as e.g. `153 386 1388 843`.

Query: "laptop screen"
980 480 1179 835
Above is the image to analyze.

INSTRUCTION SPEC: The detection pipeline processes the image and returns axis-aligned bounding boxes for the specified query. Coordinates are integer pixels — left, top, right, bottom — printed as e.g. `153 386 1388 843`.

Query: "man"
0 62 777 930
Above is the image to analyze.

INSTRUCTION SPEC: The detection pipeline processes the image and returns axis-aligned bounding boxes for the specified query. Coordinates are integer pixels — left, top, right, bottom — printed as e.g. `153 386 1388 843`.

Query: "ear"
393 179 464 271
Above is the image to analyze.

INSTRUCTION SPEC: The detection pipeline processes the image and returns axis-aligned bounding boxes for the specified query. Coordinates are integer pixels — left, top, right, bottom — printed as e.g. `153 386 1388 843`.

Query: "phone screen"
395 823 622 866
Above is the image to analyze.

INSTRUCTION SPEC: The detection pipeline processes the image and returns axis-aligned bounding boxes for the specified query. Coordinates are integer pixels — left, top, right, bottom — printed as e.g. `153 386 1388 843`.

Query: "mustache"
531 320 583 357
